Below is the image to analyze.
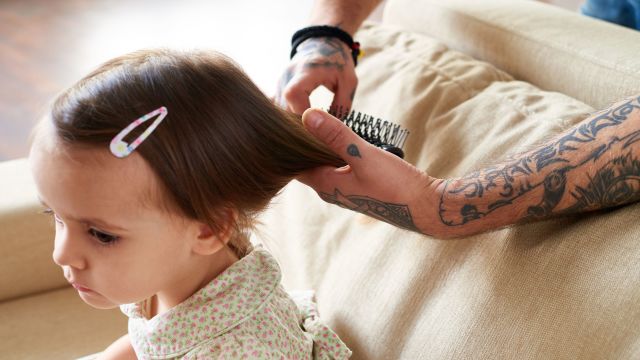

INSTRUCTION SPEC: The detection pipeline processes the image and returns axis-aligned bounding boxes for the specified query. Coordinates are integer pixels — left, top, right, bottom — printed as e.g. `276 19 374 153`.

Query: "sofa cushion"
382 0 640 110
256 23 640 359
0 287 127 360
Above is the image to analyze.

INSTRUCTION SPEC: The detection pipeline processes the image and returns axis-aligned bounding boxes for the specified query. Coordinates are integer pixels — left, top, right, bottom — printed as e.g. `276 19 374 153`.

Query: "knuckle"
282 85 299 103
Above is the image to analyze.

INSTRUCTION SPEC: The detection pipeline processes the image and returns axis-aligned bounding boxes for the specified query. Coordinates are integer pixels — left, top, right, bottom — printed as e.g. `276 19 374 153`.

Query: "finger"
296 163 351 192
301 108 373 168
283 76 316 115
329 79 357 116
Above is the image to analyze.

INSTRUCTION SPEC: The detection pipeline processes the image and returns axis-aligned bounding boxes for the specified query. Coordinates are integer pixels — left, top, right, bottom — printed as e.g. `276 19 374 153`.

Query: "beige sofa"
2 0 640 359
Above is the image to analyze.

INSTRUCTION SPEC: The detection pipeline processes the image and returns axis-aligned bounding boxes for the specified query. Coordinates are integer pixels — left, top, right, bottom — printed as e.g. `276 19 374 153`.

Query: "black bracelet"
290 25 361 66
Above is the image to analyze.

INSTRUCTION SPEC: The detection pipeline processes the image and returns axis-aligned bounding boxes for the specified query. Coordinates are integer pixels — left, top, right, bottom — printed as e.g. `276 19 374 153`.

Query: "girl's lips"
71 283 93 293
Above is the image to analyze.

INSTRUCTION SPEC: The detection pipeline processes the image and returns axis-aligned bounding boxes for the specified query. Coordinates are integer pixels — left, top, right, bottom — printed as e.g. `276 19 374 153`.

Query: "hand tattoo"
347 144 361 158
297 37 349 71
319 188 421 232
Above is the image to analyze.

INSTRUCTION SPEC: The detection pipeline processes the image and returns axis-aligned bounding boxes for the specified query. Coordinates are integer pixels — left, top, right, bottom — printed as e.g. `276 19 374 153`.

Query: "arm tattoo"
439 96 640 226
319 188 421 232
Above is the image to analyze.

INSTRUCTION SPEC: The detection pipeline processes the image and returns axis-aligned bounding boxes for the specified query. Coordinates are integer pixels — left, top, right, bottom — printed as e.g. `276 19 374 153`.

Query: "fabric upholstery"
0 158 67 302
382 0 640 109
0 287 126 360
256 23 640 360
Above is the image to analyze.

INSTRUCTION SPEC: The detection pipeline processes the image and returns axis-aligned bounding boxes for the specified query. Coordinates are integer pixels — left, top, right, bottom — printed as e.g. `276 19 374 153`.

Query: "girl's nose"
52 227 87 270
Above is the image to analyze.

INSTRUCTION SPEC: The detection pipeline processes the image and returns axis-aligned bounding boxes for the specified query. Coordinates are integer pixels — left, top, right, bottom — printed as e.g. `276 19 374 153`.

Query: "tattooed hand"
296 109 441 234
299 96 640 239
275 37 358 115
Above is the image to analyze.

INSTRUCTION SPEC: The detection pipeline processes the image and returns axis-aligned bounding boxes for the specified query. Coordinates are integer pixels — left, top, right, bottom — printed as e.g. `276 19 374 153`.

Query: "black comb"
328 108 409 159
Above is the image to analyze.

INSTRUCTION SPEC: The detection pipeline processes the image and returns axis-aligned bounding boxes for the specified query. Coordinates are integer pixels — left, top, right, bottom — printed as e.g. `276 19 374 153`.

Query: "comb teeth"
328 107 410 153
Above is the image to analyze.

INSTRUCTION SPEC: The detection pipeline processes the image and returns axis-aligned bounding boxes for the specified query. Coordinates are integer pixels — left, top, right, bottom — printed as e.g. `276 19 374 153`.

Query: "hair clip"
110 106 168 158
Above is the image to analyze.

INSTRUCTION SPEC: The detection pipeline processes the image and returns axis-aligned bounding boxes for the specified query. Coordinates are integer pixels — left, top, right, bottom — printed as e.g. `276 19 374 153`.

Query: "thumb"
301 108 372 166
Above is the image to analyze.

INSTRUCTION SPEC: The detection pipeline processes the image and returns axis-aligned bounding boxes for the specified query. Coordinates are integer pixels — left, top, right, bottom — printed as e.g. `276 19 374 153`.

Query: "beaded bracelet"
290 25 362 66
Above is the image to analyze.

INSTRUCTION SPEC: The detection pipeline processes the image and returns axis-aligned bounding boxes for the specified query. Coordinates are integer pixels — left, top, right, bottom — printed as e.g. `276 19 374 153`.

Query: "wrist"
290 25 362 65
411 176 453 238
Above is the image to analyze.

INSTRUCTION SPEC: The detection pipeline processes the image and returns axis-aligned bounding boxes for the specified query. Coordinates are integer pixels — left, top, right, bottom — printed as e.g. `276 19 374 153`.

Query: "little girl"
29 49 351 359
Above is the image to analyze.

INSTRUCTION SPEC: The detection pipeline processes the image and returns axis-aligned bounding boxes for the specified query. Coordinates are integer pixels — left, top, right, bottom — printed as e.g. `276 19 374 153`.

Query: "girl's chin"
77 290 120 310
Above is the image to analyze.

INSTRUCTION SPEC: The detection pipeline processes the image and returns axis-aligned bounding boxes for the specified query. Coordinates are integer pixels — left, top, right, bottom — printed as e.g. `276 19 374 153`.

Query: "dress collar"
120 246 281 358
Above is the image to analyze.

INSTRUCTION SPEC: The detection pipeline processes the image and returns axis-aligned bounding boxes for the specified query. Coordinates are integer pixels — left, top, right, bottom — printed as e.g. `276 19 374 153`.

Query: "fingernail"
305 111 324 129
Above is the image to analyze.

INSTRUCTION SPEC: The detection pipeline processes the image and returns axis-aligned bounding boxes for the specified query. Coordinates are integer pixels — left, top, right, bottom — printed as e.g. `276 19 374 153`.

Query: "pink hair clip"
110 106 168 158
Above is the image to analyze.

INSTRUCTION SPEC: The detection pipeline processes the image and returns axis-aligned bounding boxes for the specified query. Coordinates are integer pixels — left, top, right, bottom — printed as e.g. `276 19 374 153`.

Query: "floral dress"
120 247 351 359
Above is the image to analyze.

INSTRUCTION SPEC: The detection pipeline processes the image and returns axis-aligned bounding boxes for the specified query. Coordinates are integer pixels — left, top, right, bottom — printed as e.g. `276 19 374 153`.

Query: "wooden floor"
0 0 581 161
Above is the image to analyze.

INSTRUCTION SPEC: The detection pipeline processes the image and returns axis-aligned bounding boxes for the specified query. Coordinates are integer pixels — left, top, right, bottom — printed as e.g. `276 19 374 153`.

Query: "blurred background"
0 0 580 161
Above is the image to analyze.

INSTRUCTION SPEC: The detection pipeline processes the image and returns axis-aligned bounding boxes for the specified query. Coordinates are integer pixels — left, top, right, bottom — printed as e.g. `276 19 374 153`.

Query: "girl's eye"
89 228 119 245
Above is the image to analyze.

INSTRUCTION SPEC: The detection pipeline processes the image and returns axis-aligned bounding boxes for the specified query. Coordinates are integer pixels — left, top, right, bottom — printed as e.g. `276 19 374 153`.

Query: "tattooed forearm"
439 96 640 227
320 188 422 232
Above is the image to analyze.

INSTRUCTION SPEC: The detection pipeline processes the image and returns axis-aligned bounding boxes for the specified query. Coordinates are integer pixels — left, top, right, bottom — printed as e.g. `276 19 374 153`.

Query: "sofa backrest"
383 0 640 110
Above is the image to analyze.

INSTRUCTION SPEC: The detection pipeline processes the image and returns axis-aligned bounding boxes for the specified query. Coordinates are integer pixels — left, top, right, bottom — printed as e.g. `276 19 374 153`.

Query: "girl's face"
29 136 222 311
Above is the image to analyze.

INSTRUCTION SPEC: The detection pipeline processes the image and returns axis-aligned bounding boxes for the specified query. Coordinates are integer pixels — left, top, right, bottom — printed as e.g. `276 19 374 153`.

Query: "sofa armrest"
0 158 67 302
382 0 640 109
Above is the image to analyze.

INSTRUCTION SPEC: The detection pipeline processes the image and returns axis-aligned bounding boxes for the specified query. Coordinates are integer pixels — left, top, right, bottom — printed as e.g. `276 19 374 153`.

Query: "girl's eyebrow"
37 197 128 232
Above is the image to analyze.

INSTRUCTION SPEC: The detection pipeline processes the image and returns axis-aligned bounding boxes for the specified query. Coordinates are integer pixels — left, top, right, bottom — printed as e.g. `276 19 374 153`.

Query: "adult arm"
275 0 382 114
297 96 640 238
95 334 137 360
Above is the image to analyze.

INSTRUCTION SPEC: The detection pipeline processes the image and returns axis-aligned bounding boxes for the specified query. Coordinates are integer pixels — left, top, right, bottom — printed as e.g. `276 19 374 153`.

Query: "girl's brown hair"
49 49 344 257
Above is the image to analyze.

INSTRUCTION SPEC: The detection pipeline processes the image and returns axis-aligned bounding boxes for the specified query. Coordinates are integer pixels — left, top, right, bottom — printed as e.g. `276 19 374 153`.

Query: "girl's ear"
191 208 238 256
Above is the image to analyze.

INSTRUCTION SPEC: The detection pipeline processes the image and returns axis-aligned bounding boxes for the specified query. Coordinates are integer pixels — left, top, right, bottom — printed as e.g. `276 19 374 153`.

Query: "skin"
275 0 382 114
29 126 238 359
298 95 640 238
